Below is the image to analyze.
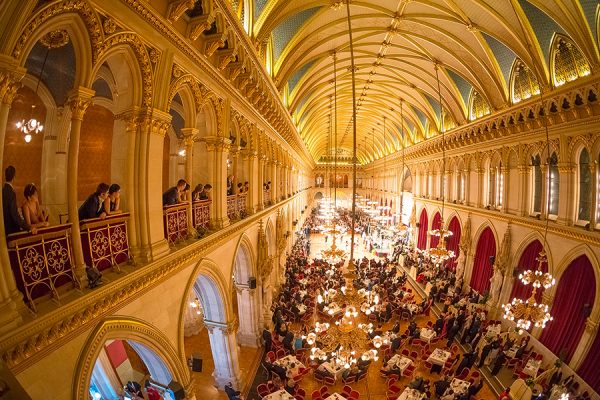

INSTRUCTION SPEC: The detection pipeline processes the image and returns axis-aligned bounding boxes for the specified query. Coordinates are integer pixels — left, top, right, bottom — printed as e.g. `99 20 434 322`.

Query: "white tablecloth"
320 361 345 378
325 394 346 400
420 328 436 343
523 359 541 377
427 349 451 366
486 324 501 336
263 390 295 400
448 378 470 396
397 388 425 400
297 304 307 315
275 355 305 376
387 355 413 373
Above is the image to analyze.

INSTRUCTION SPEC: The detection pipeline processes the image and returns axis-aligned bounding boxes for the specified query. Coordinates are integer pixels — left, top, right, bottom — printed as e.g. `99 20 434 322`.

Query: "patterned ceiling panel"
518 0 565 59
578 0 598 41
481 32 517 87
169 108 184 139
413 106 428 130
254 0 268 21
425 93 441 120
272 7 321 61
447 69 473 109
288 59 316 94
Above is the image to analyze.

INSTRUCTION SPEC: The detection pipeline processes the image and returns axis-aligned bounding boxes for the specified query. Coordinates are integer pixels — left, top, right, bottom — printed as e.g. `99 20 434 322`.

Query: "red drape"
510 240 546 303
577 325 600 393
445 217 462 271
429 212 442 249
469 227 496 293
417 209 428 250
540 255 596 363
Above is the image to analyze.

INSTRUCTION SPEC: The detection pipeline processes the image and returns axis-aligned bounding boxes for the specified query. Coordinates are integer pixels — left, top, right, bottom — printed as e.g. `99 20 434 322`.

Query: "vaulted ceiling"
251 0 599 164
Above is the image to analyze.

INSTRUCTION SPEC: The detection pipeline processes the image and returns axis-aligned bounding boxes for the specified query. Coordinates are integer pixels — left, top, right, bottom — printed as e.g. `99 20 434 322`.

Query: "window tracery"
511 59 540 104
552 36 591 87
469 89 490 120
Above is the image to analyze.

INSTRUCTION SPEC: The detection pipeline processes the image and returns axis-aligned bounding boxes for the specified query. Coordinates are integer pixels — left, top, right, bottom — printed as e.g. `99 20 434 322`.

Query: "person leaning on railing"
192 184 204 201
22 183 49 230
3 166 37 235
162 179 187 206
79 183 110 221
102 183 122 216
198 184 212 200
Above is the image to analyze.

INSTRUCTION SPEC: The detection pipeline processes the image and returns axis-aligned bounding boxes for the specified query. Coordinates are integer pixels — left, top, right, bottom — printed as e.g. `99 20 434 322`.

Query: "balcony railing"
236 193 247 219
263 190 271 207
192 200 211 231
227 195 238 220
163 203 189 244
7 224 78 312
80 213 130 273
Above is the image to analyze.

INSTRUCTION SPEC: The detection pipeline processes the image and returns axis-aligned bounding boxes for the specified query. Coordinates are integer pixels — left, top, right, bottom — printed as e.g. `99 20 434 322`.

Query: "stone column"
540 165 548 217
271 161 278 203
569 317 599 370
243 150 258 215
67 87 95 285
476 168 485 208
501 166 510 213
119 110 140 256
517 165 528 216
205 136 231 228
557 163 575 225
463 168 471 205
235 285 260 347
257 156 265 210
181 128 198 232
590 163 598 228
132 109 172 262
230 147 239 193
204 319 242 388
0 64 27 329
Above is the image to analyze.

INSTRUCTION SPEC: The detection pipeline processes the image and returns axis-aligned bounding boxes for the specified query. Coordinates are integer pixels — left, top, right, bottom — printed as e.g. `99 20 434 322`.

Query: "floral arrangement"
525 377 535 387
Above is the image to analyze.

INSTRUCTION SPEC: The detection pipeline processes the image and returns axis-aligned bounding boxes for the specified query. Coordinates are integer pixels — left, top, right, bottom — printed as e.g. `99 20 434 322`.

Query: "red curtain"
417 209 428 250
577 326 600 393
540 255 595 363
429 212 442 249
510 240 546 303
445 217 462 271
469 227 496 293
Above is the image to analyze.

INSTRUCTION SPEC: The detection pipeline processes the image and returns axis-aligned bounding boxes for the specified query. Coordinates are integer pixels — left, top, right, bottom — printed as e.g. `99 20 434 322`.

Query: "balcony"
7 224 78 312
163 203 189 245
80 213 131 273
192 200 211 232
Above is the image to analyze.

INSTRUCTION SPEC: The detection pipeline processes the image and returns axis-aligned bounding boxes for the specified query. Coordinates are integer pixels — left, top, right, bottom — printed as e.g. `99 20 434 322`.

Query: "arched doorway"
445 216 462 270
429 212 441 249
233 235 260 346
510 240 546 302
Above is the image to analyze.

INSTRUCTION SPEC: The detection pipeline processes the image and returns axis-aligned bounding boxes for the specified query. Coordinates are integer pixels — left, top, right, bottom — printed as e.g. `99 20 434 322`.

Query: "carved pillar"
205 136 231 228
569 317 600 370
244 150 258 214
181 128 198 232
501 166 510 213
0 63 27 329
134 108 172 262
271 161 278 203
257 156 265 210
67 87 95 284
230 147 239 193
476 168 484 208
204 319 242 388
557 162 575 225
517 165 528 216
590 163 598 228
463 168 471 205
235 285 260 347
120 110 140 255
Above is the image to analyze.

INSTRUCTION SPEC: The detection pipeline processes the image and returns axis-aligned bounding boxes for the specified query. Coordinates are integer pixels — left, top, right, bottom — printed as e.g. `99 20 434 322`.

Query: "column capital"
585 317 599 334
557 162 574 174
181 127 199 147
203 318 238 334
204 136 231 152
67 87 95 120
138 108 172 137
0 56 26 105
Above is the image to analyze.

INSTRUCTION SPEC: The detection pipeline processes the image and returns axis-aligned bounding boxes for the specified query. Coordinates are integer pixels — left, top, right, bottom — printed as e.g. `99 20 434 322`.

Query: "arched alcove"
469 226 497 294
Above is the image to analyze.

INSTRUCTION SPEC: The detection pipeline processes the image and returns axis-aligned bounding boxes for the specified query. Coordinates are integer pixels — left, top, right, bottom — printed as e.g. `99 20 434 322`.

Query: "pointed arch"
73 316 189 400
232 233 257 284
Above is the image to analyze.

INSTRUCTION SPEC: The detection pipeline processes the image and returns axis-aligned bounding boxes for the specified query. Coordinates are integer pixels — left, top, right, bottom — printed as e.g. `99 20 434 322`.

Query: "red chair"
349 390 360 400
410 351 419 360
257 384 270 398
469 370 480 379
386 385 402 397
342 385 353 398
267 382 277 393
276 348 286 359
424 361 433 370
387 376 398 387
401 349 410 357
456 368 469 380
267 351 276 362
311 390 322 400
403 364 416 378
356 371 368 382
342 373 356 384
320 386 330 397
295 388 306 399
324 375 336 386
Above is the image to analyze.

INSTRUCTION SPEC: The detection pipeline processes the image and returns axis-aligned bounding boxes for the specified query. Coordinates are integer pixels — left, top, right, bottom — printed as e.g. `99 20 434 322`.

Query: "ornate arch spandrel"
73 316 189 400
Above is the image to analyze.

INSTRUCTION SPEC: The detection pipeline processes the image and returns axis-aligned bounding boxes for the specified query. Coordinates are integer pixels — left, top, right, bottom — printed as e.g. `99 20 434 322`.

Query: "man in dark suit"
3 166 35 235
434 315 445 334
79 183 110 221
224 382 241 400
162 179 187 206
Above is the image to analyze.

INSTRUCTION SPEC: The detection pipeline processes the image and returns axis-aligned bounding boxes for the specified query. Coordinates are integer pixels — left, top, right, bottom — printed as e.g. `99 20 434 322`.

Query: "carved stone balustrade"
7 224 78 312
163 203 189 245
80 213 130 273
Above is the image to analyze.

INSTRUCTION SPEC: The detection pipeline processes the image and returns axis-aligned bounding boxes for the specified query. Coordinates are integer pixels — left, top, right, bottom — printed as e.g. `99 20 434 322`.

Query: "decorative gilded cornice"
0 190 308 372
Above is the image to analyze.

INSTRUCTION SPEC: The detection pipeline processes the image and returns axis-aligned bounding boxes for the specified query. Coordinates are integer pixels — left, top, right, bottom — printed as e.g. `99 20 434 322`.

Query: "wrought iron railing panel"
163 203 189 244
80 213 130 272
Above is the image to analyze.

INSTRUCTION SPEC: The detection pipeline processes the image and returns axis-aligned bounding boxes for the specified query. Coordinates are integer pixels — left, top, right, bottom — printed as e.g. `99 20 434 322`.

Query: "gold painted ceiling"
249 0 599 164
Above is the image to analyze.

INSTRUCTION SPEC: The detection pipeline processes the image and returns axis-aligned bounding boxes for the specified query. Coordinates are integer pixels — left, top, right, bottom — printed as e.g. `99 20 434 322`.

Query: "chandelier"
424 64 454 264
189 297 203 316
503 249 555 334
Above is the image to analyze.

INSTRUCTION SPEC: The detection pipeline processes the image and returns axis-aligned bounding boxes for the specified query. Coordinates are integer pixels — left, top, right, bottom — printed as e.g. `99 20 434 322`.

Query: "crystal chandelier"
424 64 454 264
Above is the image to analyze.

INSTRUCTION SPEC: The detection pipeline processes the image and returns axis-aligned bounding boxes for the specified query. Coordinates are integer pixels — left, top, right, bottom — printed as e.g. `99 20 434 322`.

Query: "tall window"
460 172 466 202
511 59 540 103
548 153 559 216
532 155 542 214
455 169 462 202
553 36 591 87
578 149 591 221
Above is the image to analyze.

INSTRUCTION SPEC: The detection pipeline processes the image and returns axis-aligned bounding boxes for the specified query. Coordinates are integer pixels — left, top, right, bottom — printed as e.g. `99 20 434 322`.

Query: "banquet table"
325 303 343 316
397 387 426 400
387 354 413 373
427 349 451 366
320 361 345 379
275 355 305 376
486 324 501 336
297 304 307 315
324 393 346 400
263 390 295 400
448 378 471 396
420 328 436 343
522 358 542 377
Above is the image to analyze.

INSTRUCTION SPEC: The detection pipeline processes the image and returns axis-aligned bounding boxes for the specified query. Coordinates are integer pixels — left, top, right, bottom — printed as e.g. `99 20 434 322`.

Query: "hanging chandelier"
502 3 555 333
424 63 454 264
189 297 203 316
